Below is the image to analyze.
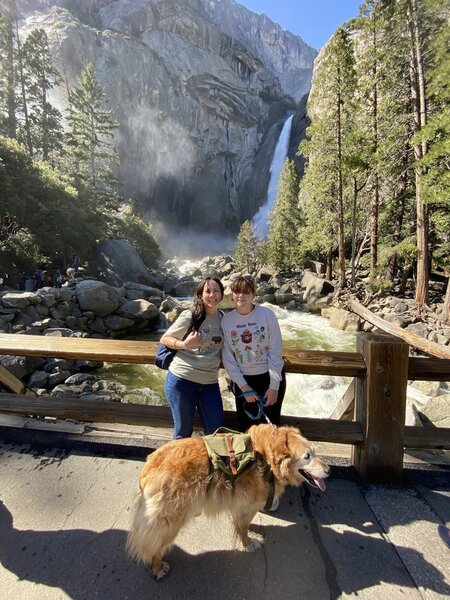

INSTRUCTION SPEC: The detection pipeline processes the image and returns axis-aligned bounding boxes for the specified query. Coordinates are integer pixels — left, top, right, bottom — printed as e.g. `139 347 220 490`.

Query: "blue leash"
240 390 273 425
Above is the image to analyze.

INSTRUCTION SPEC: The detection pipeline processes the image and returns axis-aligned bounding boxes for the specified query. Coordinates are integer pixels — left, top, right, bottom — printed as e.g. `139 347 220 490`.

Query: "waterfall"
252 114 294 239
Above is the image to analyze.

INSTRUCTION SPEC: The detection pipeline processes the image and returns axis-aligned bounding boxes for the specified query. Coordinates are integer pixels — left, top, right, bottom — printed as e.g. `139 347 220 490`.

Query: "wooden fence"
0 331 449 484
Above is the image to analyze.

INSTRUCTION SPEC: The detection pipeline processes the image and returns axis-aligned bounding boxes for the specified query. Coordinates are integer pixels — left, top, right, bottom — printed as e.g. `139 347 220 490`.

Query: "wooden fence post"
352 332 409 484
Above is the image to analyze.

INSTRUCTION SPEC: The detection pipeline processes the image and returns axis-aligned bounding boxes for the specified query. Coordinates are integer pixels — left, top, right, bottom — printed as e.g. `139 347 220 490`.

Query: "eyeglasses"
232 275 253 282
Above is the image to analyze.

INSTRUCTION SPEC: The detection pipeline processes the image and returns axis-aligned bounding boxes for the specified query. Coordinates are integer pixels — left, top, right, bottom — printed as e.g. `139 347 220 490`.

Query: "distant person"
33 269 44 290
72 255 81 272
159 277 225 439
46 272 53 287
54 270 63 288
18 273 27 291
222 274 286 433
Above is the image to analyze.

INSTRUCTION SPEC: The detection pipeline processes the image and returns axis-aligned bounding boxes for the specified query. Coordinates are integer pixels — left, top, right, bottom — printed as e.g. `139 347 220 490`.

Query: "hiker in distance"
159 277 225 439
222 275 286 433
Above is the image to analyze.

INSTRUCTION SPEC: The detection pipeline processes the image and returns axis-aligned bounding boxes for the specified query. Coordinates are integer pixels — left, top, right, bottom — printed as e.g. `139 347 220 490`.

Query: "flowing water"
252 115 294 239
98 305 356 419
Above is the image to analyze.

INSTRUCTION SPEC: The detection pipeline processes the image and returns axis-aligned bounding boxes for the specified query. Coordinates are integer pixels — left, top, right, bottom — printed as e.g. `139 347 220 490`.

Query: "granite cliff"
16 0 317 241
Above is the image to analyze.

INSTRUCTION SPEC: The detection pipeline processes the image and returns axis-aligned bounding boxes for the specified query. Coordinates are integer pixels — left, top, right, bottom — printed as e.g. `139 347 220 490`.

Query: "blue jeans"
164 371 224 439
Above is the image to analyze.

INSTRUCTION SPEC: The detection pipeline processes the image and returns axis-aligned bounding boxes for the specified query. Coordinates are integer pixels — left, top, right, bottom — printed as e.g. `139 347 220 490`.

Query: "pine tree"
299 27 356 286
66 62 119 212
20 28 63 163
234 220 260 274
0 4 18 138
267 158 301 271
419 1 450 321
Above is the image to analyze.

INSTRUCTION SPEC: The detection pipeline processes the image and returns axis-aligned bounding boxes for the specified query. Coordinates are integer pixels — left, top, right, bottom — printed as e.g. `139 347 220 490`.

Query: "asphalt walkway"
0 430 449 600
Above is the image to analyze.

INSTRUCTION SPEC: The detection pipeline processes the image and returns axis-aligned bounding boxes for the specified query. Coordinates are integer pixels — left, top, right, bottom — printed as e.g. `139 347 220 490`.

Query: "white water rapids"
266 304 355 417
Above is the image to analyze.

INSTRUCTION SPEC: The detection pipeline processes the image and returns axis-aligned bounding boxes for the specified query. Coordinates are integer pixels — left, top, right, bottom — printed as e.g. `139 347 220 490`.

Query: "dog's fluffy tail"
127 488 188 566
127 489 164 563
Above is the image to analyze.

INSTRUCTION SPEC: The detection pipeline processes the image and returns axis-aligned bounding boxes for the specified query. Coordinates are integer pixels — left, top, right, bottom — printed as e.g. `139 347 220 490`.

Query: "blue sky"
237 0 363 49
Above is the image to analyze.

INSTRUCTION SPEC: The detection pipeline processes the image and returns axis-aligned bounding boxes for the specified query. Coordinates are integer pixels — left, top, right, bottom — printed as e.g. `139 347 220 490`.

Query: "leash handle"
240 391 272 423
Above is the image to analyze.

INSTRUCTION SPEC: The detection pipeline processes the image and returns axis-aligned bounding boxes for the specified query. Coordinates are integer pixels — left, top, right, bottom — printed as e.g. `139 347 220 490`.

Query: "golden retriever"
127 424 330 580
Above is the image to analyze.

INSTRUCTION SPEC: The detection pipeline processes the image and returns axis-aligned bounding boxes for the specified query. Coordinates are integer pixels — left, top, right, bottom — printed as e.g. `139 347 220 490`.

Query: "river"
97 304 356 419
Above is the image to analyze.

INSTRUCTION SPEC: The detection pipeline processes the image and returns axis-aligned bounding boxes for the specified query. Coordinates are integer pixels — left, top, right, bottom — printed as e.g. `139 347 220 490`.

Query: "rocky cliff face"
17 0 316 243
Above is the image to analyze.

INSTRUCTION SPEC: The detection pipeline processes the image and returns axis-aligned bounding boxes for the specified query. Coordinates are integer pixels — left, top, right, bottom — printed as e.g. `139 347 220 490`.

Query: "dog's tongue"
313 477 326 492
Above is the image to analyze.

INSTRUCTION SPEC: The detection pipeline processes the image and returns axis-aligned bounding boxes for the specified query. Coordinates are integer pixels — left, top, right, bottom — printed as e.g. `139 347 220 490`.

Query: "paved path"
0 436 449 600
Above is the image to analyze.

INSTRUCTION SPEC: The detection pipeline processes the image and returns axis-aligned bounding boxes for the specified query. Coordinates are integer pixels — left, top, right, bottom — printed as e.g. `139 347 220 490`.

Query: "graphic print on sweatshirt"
230 323 266 365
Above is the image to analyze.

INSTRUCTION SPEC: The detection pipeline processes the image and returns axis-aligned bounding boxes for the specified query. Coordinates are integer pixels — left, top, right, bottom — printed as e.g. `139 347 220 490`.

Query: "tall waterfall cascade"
252 115 294 239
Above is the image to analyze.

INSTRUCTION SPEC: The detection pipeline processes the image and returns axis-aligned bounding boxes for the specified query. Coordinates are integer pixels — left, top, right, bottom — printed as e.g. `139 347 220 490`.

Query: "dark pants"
232 370 286 432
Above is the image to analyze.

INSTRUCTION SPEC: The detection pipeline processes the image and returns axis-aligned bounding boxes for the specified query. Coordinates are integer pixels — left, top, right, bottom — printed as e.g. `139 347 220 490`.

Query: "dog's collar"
255 452 275 511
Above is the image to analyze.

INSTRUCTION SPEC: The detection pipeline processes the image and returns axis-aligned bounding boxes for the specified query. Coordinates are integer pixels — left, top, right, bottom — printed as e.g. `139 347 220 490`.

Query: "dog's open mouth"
300 470 327 491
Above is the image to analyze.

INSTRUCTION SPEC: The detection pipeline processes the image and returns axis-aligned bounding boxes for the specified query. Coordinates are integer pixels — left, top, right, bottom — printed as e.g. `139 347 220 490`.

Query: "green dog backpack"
203 428 256 477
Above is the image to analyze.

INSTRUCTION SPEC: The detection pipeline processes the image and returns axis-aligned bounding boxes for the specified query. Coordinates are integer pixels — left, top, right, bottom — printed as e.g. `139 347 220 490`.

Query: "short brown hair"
231 275 256 295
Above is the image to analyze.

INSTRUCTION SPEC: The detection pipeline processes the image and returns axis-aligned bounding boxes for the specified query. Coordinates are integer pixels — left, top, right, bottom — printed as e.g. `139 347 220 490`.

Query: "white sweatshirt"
221 304 284 390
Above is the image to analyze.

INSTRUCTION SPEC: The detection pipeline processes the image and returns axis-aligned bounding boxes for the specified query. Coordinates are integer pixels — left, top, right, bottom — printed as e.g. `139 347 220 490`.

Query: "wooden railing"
0 331 449 483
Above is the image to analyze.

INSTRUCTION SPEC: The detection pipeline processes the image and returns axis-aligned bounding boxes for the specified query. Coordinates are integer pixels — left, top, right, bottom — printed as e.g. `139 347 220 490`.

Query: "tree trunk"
326 248 333 281
443 278 450 324
351 178 358 288
15 19 33 156
386 169 407 281
407 0 429 309
5 14 17 138
369 22 379 281
348 297 450 360
336 73 347 289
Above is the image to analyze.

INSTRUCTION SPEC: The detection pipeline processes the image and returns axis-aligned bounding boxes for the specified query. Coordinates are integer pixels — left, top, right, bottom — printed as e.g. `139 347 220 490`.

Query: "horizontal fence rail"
1 332 449 483
1 334 449 380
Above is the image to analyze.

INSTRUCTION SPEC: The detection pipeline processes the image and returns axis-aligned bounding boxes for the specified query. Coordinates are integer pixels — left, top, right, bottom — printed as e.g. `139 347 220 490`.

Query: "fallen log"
347 297 450 360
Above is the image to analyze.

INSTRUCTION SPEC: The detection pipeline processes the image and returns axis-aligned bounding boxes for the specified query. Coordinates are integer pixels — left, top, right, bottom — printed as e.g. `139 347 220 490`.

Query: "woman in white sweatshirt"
221 275 286 432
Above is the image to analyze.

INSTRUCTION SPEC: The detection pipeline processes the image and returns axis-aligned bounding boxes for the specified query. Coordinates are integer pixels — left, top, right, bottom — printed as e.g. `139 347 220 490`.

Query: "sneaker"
438 525 450 549
268 497 279 512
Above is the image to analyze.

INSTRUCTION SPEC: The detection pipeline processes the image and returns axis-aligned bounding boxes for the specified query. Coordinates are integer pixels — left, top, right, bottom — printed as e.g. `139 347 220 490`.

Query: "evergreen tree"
0 135 88 271
20 28 63 163
353 1 414 288
267 158 301 271
66 62 119 213
299 27 356 286
234 219 260 274
355 1 386 279
0 3 18 138
419 1 450 320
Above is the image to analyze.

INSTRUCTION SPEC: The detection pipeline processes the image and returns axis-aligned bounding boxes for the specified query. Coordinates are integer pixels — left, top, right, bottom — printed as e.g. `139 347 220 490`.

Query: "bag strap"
225 434 238 476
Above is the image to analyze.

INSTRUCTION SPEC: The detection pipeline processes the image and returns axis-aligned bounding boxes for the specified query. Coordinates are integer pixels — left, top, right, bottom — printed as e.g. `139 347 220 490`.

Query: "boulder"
92 239 159 287
116 299 160 322
75 280 121 317
171 280 197 297
103 315 135 331
299 271 335 307
405 323 429 338
124 282 164 299
1 292 39 309
322 307 360 333
419 395 450 428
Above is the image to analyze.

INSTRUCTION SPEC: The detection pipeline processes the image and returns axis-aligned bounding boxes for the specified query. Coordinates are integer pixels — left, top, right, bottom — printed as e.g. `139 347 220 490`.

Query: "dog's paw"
243 537 263 553
152 560 171 581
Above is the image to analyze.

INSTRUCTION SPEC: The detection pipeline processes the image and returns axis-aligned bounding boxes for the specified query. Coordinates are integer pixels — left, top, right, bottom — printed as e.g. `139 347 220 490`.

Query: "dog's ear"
249 424 277 457
272 428 292 476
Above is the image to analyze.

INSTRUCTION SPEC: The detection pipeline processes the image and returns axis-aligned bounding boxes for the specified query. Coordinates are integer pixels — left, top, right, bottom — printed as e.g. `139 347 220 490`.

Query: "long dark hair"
192 277 224 326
